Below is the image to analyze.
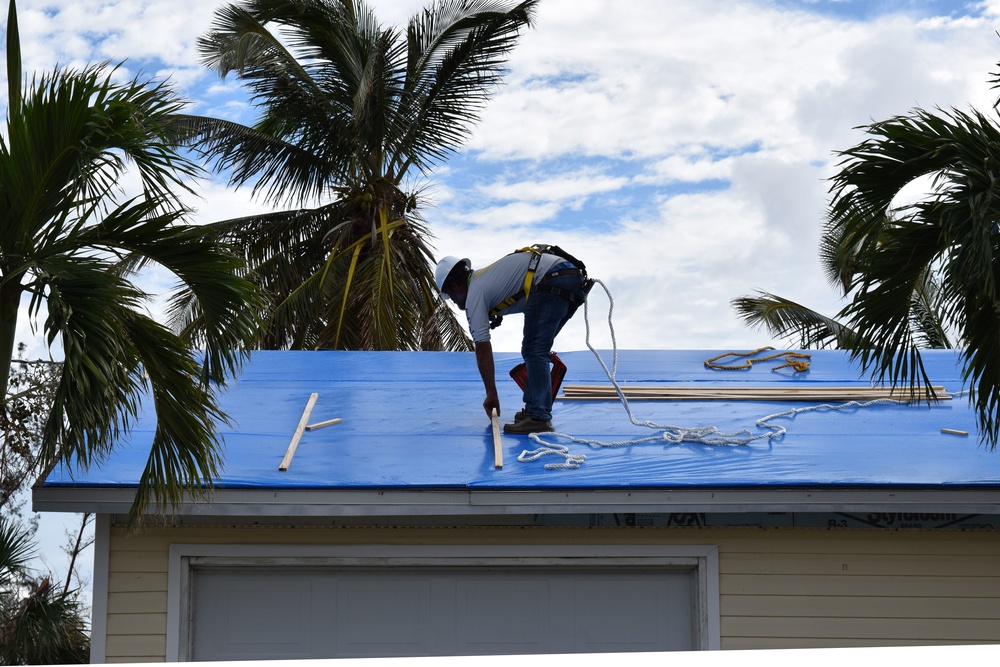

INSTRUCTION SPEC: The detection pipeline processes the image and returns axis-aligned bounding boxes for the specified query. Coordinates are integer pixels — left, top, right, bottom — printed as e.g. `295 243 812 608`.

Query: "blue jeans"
520 263 585 421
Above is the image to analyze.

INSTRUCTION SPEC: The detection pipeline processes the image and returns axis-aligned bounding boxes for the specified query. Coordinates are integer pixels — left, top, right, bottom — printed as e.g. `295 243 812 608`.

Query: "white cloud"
427 0 998 352
477 170 630 202
5 0 989 356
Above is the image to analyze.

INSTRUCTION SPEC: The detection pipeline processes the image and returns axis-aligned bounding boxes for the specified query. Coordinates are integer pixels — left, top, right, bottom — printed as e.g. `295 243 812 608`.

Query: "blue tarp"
41 349 999 490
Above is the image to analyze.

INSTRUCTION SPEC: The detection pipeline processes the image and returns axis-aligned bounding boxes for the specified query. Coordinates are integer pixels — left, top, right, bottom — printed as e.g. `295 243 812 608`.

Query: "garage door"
189 565 696 660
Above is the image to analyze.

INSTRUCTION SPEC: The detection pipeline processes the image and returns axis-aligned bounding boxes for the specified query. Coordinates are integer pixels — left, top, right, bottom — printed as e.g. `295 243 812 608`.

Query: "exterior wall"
100 522 1000 662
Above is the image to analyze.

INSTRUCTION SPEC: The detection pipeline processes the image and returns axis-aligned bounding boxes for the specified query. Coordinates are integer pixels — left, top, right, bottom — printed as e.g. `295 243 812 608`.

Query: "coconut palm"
0 0 262 519
173 0 538 351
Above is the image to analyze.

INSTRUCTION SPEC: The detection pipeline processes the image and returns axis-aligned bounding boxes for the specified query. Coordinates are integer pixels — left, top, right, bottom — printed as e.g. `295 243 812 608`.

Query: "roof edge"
32 486 1000 517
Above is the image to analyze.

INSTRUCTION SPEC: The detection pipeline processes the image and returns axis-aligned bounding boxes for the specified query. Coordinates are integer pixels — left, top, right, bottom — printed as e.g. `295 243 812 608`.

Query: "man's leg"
519 276 580 422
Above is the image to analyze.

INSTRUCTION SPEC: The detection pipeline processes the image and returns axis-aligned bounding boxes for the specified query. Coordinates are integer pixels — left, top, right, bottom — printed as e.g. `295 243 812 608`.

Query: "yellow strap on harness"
520 248 542 300
490 246 543 318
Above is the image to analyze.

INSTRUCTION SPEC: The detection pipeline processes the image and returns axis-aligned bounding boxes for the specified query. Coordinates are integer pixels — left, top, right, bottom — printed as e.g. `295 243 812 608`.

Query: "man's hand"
475 341 499 420
483 391 500 419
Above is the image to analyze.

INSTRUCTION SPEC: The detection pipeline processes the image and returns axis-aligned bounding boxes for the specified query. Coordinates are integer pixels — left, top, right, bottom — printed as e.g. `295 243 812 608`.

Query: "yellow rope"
704 347 811 372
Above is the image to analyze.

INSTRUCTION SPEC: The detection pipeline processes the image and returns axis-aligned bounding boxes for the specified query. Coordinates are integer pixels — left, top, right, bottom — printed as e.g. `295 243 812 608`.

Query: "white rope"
517 279 951 470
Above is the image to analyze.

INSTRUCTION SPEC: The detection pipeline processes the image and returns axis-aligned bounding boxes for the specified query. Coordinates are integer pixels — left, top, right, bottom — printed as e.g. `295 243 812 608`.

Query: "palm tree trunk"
0 282 22 388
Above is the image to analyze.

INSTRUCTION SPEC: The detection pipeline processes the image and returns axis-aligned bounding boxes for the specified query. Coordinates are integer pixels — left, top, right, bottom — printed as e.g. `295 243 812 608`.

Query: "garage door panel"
455 590 551 653
192 573 315 660
226 584 310 646
337 578 432 649
456 577 551 647
190 565 696 660
573 576 694 651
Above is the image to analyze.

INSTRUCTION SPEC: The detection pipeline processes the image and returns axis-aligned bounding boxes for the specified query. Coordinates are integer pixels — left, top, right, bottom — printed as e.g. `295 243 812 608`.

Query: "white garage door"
189 564 696 660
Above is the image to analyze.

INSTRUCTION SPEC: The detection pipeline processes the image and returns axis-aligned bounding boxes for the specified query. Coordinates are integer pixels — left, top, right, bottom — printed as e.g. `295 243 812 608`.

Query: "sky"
6 0 1000 610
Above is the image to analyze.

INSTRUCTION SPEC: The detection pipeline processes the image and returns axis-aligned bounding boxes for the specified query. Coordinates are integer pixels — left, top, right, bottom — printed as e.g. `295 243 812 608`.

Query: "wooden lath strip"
558 385 950 402
491 408 503 469
279 392 319 471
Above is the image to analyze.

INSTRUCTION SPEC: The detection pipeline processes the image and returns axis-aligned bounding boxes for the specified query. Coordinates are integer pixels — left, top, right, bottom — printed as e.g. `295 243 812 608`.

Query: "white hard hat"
434 256 470 298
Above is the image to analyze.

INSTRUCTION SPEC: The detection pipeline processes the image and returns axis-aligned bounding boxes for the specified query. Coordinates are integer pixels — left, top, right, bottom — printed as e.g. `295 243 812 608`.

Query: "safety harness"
488 244 594 329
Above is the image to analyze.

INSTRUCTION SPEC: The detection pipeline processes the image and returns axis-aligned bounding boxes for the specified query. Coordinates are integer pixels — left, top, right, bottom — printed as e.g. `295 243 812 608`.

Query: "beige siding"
719 531 1000 648
103 524 1000 661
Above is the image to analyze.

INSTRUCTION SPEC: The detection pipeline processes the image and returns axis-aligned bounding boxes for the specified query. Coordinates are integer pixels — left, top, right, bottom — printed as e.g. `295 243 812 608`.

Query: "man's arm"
475 340 500 418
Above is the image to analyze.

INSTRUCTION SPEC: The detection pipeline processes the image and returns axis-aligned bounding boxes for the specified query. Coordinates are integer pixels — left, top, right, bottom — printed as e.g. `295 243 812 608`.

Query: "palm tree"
173 0 538 351
0 0 262 519
826 103 1000 447
735 67 1000 448
0 516 89 664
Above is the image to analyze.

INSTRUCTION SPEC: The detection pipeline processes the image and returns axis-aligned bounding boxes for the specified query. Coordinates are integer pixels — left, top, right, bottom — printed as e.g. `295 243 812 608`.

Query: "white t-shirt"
465 252 565 343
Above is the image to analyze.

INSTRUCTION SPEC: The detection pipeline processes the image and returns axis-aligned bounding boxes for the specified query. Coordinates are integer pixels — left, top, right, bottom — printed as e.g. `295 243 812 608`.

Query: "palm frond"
5 0 21 120
123 312 227 522
168 113 341 206
731 291 857 350
396 0 538 175
0 515 34 585
37 254 149 469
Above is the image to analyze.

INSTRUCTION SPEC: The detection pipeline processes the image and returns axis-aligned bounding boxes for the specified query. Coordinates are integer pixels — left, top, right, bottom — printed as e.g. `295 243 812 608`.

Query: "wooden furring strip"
305 417 342 431
558 385 950 402
279 392 319 471
491 408 503 469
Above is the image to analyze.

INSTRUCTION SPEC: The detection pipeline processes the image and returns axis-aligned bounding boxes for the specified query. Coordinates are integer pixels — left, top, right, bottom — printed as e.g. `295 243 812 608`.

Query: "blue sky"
8 0 1000 355
6 0 1000 605
776 0 983 20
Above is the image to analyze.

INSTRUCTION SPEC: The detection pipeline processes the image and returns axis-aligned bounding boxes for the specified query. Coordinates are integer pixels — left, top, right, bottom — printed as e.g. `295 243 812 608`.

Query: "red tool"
508 352 567 400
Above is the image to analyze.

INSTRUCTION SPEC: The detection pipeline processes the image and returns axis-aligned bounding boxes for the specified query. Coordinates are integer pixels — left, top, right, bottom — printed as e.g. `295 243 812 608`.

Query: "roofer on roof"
435 246 589 435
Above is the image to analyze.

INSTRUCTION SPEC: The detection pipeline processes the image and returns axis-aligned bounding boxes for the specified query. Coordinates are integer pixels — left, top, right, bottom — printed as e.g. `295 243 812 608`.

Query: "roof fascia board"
32 486 1000 517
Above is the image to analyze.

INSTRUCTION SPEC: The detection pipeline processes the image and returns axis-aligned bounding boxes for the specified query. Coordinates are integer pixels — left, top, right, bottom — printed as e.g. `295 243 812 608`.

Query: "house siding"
102 523 1000 661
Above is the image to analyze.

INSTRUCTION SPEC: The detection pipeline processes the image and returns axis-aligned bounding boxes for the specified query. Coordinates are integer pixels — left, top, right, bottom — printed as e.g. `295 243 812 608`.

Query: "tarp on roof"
39 349 996 491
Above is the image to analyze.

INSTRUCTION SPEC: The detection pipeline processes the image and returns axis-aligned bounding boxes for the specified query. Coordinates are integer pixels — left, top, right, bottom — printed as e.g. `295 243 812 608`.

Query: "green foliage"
0 0 263 519
827 103 1000 447
1 348 59 509
172 0 538 351
0 516 89 665
734 55 1000 449
731 291 860 350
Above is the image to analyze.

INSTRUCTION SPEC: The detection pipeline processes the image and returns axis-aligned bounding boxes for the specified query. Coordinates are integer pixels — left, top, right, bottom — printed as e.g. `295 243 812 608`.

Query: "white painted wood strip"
305 417 342 431
491 409 503 469
558 385 950 402
279 392 319 471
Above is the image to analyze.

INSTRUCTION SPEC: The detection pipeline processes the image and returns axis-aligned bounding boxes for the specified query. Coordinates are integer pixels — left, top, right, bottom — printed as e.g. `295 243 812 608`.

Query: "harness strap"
491 269 585 320
489 251 544 319
523 251 541 298
487 250 589 329
533 282 585 307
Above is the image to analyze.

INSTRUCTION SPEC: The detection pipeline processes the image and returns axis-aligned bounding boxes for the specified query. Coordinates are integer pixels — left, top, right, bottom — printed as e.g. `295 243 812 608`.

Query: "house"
33 348 1000 662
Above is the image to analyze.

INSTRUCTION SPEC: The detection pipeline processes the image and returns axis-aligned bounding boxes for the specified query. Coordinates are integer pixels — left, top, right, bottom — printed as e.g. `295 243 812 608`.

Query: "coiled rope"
517 279 944 470
704 347 811 372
